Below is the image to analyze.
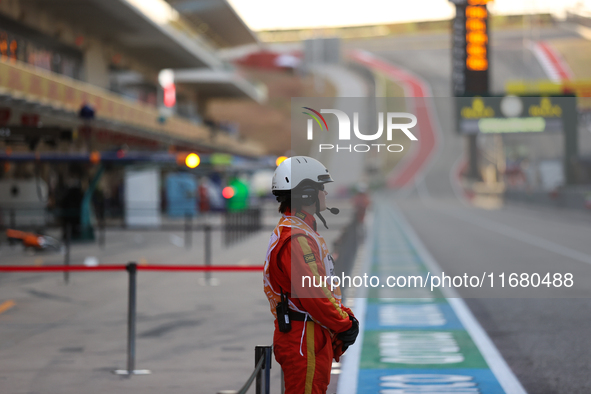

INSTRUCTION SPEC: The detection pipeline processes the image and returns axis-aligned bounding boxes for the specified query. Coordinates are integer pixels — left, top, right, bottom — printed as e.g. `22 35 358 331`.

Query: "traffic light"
465 4 489 72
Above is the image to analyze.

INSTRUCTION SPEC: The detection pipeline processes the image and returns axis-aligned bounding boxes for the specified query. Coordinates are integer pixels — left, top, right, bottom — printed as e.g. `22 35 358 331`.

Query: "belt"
289 310 309 322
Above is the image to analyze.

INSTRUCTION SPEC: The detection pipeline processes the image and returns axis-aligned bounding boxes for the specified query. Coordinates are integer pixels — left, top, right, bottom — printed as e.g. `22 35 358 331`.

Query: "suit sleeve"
281 234 352 334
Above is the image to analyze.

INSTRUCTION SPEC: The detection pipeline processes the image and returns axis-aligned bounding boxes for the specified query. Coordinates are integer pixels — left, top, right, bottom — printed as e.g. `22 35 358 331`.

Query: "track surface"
345 27 591 393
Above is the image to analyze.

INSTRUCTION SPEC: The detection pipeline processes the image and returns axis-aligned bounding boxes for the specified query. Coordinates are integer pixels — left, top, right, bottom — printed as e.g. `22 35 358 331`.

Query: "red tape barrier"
0 265 263 272
136 265 263 271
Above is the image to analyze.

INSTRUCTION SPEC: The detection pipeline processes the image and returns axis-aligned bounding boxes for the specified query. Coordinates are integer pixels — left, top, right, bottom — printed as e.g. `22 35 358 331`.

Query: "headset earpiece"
299 186 317 206
292 184 318 206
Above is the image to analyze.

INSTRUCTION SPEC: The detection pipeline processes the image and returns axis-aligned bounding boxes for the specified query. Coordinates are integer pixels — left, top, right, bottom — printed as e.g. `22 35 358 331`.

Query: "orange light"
467 43 487 57
276 156 288 166
90 151 101 164
467 57 489 71
9 40 17 59
465 3 489 72
185 153 200 168
466 5 487 18
0 40 7 56
466 31 488 45
222 186 235 199
466 19 486 31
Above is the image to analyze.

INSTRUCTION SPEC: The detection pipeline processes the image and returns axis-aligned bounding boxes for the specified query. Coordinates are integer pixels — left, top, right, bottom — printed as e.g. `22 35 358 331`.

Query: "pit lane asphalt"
0 203 356 393
346 26 591 393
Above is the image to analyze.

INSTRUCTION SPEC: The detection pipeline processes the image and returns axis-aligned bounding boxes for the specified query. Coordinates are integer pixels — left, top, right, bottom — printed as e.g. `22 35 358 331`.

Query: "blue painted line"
358 368 506 394
363 302 465 331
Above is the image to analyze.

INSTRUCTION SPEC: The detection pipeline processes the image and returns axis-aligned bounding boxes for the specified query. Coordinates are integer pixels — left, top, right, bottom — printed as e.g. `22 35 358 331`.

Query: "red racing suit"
263 209 354 394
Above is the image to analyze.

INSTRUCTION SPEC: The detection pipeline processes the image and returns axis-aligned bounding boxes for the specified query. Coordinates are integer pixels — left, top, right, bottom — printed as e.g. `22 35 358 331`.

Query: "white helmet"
272 156 333 192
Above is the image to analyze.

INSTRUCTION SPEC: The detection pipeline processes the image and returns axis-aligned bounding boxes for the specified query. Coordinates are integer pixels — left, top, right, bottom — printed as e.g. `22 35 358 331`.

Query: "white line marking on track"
337 211 374 394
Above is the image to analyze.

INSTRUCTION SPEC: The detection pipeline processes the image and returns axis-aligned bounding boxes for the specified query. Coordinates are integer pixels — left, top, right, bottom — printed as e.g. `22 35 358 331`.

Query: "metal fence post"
241 211 245 241
264 346 272 394
99 204 106 249
126 262 137 375
255 346 263 394
254 346 272 394
237 212 242 243
233 212 237 244
64 223 71 284
223 211 227 246
205 223 212 282
222 208 262 248
256 207 262 231
185 213 192 249
99 217 106 249
113 262 151 376
199 223 219 286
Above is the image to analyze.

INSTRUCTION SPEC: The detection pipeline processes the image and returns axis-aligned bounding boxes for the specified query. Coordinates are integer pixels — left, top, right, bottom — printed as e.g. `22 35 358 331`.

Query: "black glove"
337 315 359 352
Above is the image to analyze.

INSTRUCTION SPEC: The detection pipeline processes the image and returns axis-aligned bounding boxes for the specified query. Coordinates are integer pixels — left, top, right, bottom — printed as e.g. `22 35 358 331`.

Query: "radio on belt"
276 292 292 333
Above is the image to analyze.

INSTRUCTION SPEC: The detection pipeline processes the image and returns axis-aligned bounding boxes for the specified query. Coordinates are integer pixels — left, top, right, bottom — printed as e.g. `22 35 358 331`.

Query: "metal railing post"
234 212 238 243
185 213 192 249
257 208 262 231
226 212 231 246
126 262 137 375
230 344 270 394
113 262 151 376
254 346 272 394
255 346 263 394
205 223 212 282
237 212 242 243
242 211 246 240
99 217 106 249
264 346 272 394
64 223 71 284
99 204 106 249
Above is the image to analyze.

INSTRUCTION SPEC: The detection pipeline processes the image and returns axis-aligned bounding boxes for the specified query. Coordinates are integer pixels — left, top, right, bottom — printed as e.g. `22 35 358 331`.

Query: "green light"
478 117 546 133
211 153 233 166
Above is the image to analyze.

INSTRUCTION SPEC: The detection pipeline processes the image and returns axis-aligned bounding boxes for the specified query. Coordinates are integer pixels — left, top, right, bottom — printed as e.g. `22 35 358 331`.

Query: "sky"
226 0 591 31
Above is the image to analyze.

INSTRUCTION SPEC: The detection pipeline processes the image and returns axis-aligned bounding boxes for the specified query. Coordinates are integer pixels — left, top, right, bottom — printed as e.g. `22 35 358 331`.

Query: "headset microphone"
327 207 340 215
